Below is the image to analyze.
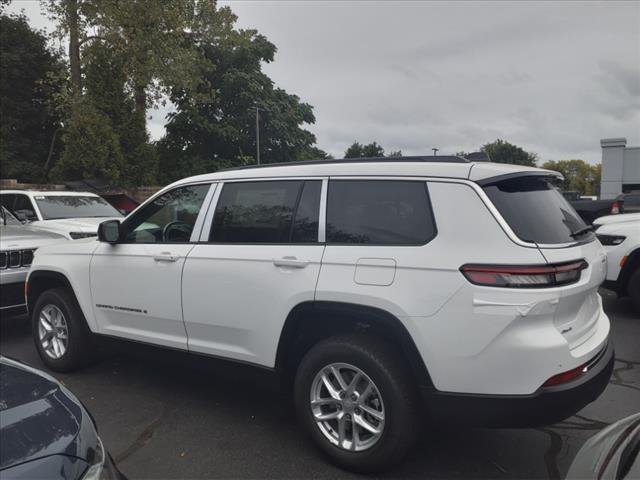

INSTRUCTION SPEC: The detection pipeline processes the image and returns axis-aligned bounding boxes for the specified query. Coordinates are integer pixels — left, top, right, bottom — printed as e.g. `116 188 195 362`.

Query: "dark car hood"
0 357 97 470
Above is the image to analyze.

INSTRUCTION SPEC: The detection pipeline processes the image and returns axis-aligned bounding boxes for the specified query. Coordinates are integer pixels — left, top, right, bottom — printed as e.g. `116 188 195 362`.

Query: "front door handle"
273 256 309 269
153 252 179 262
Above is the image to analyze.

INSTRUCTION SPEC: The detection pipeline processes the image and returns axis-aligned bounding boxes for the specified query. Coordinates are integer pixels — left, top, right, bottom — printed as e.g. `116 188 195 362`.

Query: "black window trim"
324 178 439 247
198 176 441 247
115 182 215 245
205 178 325 246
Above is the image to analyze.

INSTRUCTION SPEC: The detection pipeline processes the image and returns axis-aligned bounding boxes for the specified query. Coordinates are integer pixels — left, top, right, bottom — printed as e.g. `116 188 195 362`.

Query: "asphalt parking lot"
1 290 638 479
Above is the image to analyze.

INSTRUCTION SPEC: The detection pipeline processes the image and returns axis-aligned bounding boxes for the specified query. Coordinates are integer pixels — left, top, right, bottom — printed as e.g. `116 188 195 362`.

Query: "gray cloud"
597 60 640 99
227 1 639 163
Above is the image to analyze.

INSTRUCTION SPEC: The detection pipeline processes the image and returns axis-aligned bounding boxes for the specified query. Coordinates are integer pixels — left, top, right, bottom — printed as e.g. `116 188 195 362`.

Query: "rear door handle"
273 256 309 269
153 252 179 262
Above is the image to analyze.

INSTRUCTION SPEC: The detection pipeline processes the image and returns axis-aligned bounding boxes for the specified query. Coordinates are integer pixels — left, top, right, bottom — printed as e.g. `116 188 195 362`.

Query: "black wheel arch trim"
275 300 435 389
618 248 640 296
27 270 75 313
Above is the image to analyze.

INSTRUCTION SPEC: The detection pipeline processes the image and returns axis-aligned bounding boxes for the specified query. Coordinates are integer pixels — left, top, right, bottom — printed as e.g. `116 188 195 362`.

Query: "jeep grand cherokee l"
26 156 614 472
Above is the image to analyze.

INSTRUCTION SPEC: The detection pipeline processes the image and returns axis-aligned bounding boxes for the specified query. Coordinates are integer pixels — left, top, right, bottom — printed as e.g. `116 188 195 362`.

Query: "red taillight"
543 362 588 386
460 260 588 288
610 201 621 214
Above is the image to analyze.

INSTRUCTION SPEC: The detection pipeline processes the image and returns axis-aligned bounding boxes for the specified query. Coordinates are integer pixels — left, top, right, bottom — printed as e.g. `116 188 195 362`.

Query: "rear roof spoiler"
476 170 564 186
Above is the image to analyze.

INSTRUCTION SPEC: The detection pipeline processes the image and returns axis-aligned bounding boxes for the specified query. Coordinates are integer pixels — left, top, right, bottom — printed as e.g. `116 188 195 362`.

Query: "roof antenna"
432 148 439 157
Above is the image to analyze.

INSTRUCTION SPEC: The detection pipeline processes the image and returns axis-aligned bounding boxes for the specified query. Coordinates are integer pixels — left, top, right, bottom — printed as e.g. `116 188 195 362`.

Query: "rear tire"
628 268 640 315
294 334 420 472
32 288 95 372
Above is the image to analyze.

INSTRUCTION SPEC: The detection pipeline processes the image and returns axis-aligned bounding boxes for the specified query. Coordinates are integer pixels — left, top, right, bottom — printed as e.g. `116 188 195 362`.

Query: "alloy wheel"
38 304 69 359
310 362 385 452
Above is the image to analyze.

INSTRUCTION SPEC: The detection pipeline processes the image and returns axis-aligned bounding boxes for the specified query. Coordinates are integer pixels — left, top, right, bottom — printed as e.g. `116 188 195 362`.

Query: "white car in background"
0 190 123 239
594 213 640 314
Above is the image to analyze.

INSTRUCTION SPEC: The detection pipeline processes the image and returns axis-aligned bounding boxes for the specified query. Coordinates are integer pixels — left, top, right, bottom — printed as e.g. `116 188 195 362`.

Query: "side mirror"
14 211 27 223
98 220 121 243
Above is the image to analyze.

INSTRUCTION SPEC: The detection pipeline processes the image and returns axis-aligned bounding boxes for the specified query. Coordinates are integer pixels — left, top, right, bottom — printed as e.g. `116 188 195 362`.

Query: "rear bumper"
422 340 614 427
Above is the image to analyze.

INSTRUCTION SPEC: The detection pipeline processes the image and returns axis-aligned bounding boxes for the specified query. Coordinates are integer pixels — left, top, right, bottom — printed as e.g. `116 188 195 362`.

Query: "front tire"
629 268 640 315
32 288 95 372
294 334 420 472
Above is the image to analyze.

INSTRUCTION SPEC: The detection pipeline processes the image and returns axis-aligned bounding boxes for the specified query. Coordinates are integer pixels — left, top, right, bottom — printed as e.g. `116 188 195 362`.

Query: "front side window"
210 180 321 243
326 180 436 245
34 195 121 220
122 184 210 243
13 195 38 221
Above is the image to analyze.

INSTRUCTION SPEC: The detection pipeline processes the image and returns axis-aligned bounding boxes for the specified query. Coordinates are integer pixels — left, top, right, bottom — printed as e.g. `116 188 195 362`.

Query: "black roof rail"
220 155 470 172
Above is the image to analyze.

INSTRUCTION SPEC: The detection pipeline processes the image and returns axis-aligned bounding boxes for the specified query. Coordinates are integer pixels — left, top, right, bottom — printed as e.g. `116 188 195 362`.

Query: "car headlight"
81 437 106 479
597 234 626 246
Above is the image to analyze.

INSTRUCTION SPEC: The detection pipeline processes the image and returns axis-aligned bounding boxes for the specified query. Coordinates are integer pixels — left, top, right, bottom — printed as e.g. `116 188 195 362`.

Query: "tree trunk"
67 0 82 96
134 84 147 133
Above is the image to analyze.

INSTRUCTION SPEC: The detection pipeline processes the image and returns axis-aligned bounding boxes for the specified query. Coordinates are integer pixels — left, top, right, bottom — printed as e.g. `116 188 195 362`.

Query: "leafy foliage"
50 98 124 182
82 42 157 185
0 13 64 181
481 139 538 166
344 142 386 158
42 0 224 184
5 3 327 185
542 159 601 196
156 6 326 183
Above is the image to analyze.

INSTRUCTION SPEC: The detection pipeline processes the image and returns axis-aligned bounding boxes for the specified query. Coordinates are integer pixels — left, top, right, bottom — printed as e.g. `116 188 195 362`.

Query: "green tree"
344 141 385 158
50 98 124 183
541 159 601 196
0 13 64 182
45 0 217 130
82 42 157 185
157 6 327 182
43 0 222 183
481 139 538 166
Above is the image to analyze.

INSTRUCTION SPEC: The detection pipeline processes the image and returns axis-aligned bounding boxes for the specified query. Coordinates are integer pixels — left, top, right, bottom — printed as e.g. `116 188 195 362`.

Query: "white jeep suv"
26 157 614 471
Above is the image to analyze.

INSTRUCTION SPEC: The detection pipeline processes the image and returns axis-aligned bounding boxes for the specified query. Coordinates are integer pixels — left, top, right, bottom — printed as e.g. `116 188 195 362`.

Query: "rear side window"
326 180 436 245
483 176 592 244
210 180 321 243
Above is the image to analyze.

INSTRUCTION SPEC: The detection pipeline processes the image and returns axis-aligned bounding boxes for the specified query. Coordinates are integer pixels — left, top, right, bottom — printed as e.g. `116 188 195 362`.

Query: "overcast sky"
8 0 640 164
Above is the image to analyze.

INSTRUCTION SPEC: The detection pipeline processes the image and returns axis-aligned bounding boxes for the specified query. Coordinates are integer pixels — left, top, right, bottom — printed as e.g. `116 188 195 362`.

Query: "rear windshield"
35 196 122 220
482 176 594 244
